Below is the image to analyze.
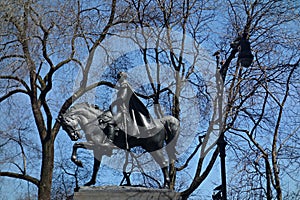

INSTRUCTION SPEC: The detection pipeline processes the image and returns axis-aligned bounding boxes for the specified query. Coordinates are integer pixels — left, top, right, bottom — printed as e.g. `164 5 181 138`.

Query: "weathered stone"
74 186 181 200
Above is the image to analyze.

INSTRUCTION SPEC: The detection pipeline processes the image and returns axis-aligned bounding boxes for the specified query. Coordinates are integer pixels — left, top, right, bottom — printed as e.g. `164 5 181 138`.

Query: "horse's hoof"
120 183 131 186
74 187 80 192
162 184 170 189
75 160 83 168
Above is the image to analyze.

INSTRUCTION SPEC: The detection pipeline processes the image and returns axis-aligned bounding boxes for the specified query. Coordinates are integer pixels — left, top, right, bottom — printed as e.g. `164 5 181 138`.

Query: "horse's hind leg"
85 154 102 186
120 172 131 186
161 166 170 189
120 151 131 186
150 150 170 189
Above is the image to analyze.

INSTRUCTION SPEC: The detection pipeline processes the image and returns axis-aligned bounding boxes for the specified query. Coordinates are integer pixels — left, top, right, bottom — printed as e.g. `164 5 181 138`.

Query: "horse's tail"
161 116 180 162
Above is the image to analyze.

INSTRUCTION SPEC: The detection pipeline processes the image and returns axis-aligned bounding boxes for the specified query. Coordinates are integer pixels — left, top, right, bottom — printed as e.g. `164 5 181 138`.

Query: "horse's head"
57 113 82 141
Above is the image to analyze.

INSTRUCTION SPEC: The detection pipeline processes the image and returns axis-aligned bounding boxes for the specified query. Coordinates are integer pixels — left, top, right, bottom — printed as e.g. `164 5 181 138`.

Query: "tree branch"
0 75 31 92
0 55 25 62
0 172 39 186
180 148 219 199
0 89 28 102
81 0 117 88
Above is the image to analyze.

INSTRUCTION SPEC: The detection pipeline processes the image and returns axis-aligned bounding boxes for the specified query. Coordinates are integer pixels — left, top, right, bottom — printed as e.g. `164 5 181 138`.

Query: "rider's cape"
115 81 157 136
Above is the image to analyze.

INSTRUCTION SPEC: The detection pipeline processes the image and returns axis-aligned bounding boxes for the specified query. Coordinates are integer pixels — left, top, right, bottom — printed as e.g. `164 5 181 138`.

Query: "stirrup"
101 139 116 148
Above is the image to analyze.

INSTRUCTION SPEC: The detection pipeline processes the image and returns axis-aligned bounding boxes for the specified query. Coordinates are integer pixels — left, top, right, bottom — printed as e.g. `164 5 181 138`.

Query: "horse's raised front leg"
71 142 95 167
84 153 102 186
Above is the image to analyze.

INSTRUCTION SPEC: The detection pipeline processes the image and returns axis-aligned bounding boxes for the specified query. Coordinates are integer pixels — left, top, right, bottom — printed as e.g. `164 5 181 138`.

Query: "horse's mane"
67 102 102 115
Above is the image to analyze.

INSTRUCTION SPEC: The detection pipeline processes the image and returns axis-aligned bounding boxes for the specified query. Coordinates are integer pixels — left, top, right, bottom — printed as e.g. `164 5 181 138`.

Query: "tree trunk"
265 157 272 200
38 138 55 200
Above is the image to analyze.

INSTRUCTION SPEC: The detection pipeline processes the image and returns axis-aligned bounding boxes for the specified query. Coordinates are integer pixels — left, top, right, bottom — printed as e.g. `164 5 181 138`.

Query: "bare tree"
114 2 222 198
0 0 121 199
213 1 300 199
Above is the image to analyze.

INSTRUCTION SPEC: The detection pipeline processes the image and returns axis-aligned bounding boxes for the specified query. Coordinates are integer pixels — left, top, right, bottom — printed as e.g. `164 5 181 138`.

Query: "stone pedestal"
74 186 181 200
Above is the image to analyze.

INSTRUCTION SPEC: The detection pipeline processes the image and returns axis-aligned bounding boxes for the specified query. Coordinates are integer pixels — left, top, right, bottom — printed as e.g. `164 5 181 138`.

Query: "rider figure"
102 71 156 147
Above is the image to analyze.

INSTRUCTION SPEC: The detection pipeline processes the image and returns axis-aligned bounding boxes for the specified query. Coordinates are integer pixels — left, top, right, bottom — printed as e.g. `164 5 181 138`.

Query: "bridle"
57 114 82 141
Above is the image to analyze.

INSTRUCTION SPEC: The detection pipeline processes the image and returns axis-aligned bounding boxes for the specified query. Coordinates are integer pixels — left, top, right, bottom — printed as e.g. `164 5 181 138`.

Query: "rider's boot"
102 124 116 148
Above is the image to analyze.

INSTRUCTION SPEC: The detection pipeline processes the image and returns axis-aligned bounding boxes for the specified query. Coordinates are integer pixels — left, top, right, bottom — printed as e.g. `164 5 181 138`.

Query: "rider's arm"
110 83 129 111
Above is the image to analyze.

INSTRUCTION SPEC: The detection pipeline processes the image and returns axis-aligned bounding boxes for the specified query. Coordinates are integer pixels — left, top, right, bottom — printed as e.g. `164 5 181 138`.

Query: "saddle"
98 111 119 134
98 110 163 138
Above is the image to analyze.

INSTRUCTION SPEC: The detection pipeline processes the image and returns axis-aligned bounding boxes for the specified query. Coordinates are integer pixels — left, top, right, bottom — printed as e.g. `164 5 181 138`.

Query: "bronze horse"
57 102 179 188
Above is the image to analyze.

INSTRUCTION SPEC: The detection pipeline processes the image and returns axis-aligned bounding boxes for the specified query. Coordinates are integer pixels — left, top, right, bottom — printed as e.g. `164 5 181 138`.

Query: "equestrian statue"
57 72 179 188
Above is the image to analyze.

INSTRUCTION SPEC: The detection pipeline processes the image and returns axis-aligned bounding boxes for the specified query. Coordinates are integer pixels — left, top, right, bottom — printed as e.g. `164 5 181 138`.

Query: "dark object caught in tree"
237 37 254 68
